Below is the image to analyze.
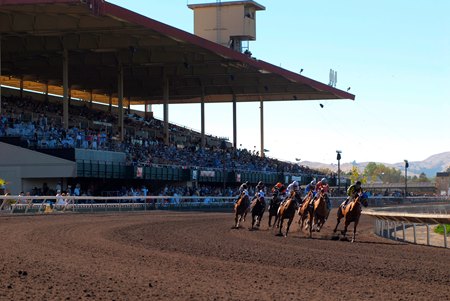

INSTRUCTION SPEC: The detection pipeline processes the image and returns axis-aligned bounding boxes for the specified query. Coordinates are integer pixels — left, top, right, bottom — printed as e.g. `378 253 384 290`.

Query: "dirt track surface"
0 210 449 301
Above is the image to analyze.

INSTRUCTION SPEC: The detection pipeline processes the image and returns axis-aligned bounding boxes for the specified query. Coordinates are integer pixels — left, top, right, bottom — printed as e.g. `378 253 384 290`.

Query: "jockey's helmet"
321 178 328 184
355 181 362 186
293 181 298 187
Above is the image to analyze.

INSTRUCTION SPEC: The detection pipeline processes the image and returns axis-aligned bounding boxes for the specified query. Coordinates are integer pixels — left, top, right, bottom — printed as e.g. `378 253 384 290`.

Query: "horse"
333 192 369 242
297 191 314 237
311 191 330 234
249 194 266 230
276 191 301 237
267 194 281 228
233 192 250 229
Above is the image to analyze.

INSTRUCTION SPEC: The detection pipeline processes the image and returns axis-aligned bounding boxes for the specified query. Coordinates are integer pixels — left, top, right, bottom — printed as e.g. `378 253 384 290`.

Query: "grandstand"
0 0 354 196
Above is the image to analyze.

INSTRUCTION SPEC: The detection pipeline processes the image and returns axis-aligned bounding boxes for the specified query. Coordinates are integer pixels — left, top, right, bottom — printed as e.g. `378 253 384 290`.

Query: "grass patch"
434 224 450 236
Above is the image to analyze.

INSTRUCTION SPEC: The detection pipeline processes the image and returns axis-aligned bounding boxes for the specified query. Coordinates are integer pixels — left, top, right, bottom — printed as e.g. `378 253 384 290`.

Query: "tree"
446 165 450 173
411 172 430 183
349 166 367 184
363 162 401 183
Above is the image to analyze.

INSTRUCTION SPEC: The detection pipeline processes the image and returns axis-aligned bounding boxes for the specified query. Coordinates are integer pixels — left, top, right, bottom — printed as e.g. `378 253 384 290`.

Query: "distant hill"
301 152 450 177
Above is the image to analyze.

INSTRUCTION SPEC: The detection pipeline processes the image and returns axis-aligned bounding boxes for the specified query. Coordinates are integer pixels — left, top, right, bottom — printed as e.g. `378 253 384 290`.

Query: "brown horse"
276 191 300 237
233 192 250 229
311 192 330 234
333 192 368 242
249 195 266 230
297 191 314 237
267 194 281 228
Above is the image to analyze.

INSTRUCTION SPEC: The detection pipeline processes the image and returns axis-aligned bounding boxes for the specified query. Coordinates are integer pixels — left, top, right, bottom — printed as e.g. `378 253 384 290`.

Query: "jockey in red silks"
312 178 331 210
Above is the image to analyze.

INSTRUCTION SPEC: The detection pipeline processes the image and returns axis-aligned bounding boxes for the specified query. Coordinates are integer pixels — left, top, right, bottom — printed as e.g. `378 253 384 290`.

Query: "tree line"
346 162 432 184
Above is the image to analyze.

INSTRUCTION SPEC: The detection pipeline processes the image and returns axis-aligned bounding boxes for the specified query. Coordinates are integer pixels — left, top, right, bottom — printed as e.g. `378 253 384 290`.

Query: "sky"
108 0 450 166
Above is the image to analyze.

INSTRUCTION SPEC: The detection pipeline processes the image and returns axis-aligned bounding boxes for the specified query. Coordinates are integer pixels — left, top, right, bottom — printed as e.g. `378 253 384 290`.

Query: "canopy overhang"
0 0 355 105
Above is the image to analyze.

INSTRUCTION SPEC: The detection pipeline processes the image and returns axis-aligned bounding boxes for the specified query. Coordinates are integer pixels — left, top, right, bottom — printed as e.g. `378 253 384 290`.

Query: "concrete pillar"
163 77 169 145
62 48 69 129
259 96 264 157
232 95 237 148
118 64 124 141
201 89 206 148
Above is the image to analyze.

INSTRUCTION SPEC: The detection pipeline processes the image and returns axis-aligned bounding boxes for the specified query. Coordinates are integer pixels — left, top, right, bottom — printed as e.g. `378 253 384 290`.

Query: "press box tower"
188 1 265 52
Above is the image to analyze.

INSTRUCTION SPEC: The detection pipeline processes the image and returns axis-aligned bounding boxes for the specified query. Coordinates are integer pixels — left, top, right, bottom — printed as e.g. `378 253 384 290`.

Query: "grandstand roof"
0 0 355 106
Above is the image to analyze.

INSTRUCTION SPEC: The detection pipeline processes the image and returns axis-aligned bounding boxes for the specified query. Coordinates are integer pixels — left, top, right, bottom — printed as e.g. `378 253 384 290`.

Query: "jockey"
286 180 300 195
272 182 286 198
304 179 316 196
312 178 331 210
239 181 249 195
302 179 316 203
255 181 265 192
257 190 265 202
342 181 362 207
236 181 249 203
280 181 300 207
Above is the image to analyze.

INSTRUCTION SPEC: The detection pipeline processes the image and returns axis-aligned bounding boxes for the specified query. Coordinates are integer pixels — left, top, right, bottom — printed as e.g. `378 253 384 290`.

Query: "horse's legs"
285 217 293 237
278 218 284 235
351 220 359 243
333 215 342 233
234 214 239 228
268 214 272 227
341 220 349 238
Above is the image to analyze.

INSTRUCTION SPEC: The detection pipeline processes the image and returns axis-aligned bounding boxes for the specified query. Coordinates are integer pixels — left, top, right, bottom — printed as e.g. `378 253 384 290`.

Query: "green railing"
77 160 324 185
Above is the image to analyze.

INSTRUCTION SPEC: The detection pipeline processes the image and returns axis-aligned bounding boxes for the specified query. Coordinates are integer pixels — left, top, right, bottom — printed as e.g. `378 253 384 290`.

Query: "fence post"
388 221 392 239
426 224 430 246
393 222 397 240
402 223 406 241
444 225 448 248
413 224 417 244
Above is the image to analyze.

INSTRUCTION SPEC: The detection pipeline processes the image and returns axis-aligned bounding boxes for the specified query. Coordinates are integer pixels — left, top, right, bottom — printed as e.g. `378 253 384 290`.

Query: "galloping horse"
276 191 300 237
249 194 266 230
311 191 330 234
297 191 314 236
267 194 281 228
233 192 250 229
333 192 368 242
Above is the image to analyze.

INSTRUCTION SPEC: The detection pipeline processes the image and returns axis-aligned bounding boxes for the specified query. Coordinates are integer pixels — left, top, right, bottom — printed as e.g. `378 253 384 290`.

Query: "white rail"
0 195 235 214
363 205 450 249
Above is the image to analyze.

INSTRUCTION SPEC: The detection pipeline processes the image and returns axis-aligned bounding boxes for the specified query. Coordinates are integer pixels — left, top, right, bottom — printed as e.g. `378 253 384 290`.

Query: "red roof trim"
0 0 78 5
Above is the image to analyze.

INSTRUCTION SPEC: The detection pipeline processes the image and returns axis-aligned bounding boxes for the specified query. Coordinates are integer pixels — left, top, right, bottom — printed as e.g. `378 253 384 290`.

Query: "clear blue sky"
108 0 450 165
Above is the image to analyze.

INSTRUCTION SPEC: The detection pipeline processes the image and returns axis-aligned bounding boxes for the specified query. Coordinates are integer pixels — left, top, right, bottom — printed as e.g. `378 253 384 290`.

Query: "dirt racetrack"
0 210 449 301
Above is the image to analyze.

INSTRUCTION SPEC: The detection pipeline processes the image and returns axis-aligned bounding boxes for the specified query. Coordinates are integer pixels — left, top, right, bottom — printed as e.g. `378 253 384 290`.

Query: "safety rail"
0 195 235 214
363 202 450 249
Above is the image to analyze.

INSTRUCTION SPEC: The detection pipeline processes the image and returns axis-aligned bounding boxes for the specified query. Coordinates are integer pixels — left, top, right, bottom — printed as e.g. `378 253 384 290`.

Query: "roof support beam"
232 94 237 149
163 77 169 145
62 48 69 129
200 86 206 148
259 96 264 158
118 62 124 141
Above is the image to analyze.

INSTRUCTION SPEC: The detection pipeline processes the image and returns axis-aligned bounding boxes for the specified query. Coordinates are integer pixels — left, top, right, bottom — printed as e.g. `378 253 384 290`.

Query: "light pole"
336 150 342 195
404 160 409 197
